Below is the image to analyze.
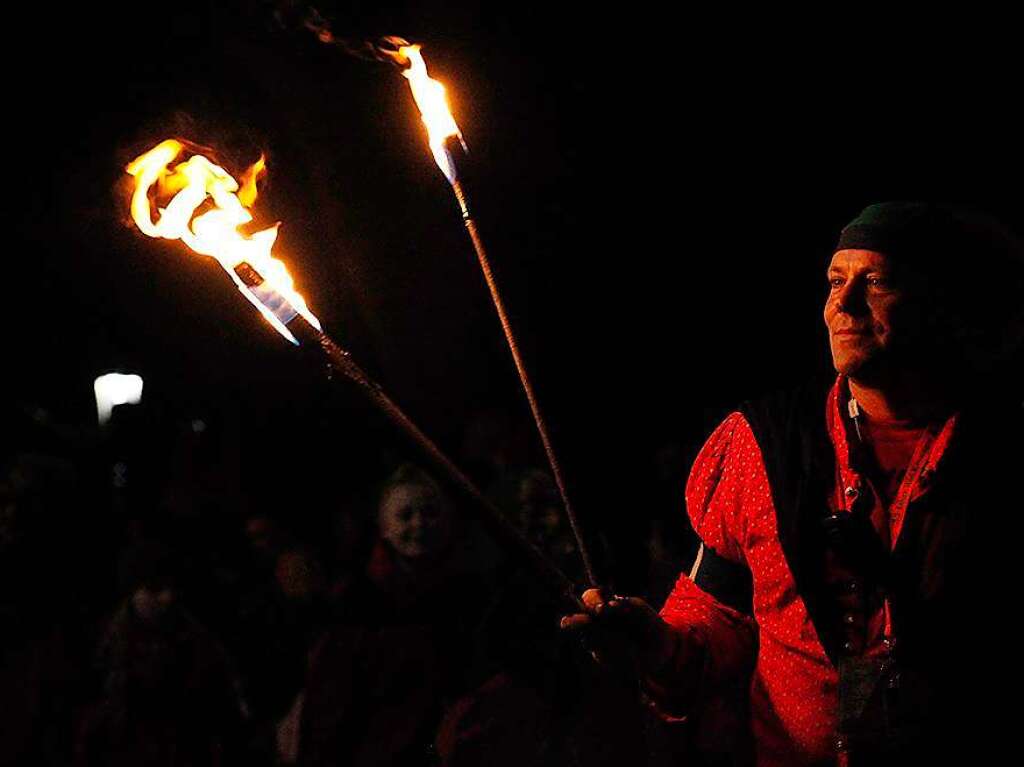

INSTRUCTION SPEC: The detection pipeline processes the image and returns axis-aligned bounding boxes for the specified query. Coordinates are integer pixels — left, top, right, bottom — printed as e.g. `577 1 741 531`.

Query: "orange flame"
398 44 466 184
125 139 321 344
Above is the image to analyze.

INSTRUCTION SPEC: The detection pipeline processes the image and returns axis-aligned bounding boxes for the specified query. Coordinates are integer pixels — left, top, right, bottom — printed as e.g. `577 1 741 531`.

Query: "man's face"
245 515 279 562
132 584 176 625
824 249 924 379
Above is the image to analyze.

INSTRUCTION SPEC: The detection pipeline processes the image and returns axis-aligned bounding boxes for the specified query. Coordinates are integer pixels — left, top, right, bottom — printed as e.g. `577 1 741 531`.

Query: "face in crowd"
378 481 453 561
131 580 177 625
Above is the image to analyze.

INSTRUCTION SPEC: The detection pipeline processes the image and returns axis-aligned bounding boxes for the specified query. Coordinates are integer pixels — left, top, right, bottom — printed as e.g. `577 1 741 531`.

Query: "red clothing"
861 417 925 507
657 376 956 766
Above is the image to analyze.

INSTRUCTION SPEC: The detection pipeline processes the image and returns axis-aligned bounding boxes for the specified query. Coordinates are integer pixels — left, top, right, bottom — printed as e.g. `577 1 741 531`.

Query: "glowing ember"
125 139 321 344
398 44 466 184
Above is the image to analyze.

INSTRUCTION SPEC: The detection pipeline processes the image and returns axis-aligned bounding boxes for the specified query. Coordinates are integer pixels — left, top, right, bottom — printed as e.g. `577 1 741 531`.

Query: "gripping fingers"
559 613 593 631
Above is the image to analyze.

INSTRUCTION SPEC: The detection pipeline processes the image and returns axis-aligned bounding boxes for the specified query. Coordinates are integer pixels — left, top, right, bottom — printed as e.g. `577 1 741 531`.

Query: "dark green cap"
836 201 965 263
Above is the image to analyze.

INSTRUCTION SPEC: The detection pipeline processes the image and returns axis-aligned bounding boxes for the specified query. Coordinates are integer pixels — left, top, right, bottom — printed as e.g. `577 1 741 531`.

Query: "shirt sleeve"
647 412 760 716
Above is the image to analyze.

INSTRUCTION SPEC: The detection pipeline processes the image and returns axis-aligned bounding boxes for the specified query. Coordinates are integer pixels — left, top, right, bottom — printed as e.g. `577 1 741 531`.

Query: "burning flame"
125 139 321 344
398 44 466 184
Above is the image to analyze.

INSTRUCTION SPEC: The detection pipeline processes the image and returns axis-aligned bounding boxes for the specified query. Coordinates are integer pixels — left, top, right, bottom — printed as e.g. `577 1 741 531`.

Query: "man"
77 539 248 767
562 202 1024 765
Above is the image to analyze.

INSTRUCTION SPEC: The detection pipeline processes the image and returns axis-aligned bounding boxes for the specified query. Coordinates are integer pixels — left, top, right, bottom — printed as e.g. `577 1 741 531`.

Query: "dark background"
8 1 1023 588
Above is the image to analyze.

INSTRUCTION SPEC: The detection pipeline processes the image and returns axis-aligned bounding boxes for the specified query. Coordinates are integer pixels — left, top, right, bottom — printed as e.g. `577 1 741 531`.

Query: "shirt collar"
825 374 958 501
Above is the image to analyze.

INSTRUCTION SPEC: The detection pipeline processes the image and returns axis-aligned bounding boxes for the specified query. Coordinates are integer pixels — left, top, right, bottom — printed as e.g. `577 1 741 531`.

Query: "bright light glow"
125 139 321 344
398 44 466 184
94 373 144 426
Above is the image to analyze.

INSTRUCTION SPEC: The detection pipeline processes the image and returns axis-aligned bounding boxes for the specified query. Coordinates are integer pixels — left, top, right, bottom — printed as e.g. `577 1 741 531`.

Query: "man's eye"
828 277 844 288
867 276 888 288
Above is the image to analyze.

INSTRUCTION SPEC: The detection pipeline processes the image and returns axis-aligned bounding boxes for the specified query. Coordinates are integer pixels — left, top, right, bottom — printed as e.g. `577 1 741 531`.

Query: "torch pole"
229 260 583 611
448 178 600 590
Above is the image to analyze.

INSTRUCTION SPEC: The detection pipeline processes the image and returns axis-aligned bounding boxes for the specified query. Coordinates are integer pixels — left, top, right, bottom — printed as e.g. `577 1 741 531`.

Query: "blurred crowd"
1 397 702 767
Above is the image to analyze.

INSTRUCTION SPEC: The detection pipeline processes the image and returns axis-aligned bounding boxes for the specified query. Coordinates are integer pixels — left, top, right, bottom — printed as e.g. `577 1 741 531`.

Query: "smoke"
271 1 410 69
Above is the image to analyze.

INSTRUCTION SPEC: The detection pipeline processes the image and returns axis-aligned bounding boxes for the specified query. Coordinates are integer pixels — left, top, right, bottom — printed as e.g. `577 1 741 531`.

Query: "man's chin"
832 352 880 381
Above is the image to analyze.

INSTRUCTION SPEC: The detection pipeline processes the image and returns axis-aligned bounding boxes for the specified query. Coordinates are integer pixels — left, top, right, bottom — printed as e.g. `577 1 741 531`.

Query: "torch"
382 40 600 589
125 138 583 612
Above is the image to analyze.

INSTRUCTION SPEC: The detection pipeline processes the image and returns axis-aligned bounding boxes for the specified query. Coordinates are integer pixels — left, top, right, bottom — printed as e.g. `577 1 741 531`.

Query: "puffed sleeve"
647 412 759 716
682 411 754 564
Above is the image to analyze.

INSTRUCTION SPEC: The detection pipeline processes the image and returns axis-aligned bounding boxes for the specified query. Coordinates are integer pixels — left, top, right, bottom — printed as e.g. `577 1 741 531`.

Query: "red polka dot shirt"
656 376 957 766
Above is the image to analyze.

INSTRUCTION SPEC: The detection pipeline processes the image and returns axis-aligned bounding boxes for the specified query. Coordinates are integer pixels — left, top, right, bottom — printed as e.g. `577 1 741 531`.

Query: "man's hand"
560 589 680 677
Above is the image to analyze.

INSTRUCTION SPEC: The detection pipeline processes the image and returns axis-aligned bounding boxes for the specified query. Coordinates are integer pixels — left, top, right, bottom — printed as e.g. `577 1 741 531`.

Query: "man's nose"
836 281 867 315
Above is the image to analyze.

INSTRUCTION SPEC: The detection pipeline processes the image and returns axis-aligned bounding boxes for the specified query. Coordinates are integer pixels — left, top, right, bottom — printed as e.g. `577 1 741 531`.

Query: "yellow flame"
125 140 321 343
398 45 466 183
238 155 266 208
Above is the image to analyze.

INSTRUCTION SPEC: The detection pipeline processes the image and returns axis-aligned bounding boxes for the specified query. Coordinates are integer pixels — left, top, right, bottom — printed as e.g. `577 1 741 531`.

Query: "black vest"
731 379 1022 763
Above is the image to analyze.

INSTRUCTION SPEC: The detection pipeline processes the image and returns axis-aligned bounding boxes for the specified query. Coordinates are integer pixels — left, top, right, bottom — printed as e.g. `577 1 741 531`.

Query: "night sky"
10 2 1022 585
